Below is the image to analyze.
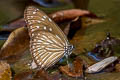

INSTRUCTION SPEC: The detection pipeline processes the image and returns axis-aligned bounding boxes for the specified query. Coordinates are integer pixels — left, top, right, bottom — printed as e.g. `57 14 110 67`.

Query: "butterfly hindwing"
30 31 65 69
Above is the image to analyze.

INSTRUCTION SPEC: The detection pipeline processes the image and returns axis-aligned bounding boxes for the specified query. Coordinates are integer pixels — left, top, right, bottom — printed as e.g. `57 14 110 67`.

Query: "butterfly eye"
69 45 74 51
24 6 73 70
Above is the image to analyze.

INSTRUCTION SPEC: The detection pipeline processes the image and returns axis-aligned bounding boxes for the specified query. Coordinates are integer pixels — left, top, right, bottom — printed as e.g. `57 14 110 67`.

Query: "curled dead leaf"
0 27 29 63
63 17 82 39
49 9 97 23
59 57 84 78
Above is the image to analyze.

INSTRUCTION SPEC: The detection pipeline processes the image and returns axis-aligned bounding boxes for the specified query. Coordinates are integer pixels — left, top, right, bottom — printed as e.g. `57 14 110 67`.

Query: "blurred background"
1 0 120 80
0 0 89 25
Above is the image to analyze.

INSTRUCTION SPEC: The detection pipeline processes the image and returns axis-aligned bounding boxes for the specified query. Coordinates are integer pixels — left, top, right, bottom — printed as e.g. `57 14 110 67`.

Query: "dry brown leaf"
49 9 97 23
14 71 33 80
59 57 84 78
0 18 26 32
0 27 29 63
34 70 52 80
0 61 12 80
115 63 120 72
8 18 26 28
14 69 52 80
7 18 26 31
63 17 82 39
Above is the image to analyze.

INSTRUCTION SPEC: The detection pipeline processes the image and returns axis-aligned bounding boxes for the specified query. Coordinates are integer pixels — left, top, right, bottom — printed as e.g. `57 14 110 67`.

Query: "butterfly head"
68 45 74 51
65 44 74 56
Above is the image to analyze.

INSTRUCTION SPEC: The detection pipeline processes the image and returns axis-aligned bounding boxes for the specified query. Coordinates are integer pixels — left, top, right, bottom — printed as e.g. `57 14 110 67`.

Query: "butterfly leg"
65 54 74 72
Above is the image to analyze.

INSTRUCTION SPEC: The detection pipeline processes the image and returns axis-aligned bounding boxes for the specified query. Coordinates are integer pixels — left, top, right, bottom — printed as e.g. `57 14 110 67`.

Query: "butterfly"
24 6 73 70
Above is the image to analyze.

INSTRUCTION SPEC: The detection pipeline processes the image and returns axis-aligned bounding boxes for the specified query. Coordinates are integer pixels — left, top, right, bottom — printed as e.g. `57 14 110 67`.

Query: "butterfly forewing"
24 6 68 44
24 6 70 70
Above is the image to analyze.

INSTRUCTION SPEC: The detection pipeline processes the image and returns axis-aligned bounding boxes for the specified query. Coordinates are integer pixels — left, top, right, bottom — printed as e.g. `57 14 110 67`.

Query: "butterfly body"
24 6 73 70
